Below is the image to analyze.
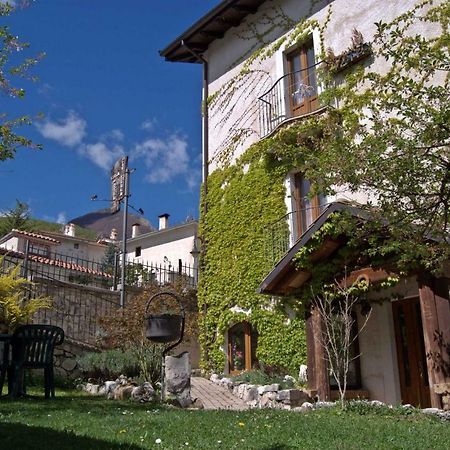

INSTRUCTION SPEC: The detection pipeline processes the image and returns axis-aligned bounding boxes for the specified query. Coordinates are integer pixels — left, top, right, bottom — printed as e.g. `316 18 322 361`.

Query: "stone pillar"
163 351 191 407
418 275 450 409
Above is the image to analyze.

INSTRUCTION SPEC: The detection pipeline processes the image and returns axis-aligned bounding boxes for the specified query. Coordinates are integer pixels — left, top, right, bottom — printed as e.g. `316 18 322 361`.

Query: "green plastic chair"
9 324 65 398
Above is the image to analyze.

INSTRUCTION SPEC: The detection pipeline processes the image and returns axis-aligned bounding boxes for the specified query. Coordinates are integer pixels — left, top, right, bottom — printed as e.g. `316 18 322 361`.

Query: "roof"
0 247 112 278
4 229 61 245
159 0 266 63
258 202 370 296
41 231 107 247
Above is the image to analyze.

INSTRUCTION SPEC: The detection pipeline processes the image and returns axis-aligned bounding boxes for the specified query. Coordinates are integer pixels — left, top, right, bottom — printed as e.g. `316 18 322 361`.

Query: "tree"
1 1 43 160
312 276 371 408
306 0 450 273
0 200 31 236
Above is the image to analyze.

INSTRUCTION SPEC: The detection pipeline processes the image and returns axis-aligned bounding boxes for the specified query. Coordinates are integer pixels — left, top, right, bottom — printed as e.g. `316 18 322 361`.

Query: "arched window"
227 322 258 374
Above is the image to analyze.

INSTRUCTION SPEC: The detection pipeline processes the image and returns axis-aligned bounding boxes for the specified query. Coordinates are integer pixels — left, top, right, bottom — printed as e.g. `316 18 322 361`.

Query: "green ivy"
197 123 326 373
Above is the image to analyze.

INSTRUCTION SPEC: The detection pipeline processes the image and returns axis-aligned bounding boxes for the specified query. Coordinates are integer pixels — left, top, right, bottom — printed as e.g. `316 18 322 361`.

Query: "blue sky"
1 0 217 228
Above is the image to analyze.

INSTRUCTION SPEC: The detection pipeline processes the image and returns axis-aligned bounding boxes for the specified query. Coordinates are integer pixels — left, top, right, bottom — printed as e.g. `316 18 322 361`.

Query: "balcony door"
287 41 318 117
293 173 325 239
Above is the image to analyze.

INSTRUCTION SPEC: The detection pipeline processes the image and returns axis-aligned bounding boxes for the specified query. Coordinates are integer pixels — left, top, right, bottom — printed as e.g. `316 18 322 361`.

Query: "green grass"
0 390 449 449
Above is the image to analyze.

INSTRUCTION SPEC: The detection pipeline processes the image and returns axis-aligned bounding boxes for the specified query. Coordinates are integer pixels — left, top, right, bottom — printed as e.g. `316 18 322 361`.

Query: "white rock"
257 384 280 395
314 401 336 409
298 365 308 383
284 375 296 384
301 401 314 409
210 374 220 383
104 381 118 394
243 386 258 403
422 408 440 415
370 400 385 407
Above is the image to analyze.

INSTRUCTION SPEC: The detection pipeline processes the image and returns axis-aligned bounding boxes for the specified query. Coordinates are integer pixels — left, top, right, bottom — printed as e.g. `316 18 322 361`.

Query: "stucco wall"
126 223 197 267
357 301 401 405
204 0 437 197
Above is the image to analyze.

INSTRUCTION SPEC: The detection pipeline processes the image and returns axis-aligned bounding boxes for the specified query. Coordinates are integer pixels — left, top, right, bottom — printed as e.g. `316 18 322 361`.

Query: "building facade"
161 0 449 408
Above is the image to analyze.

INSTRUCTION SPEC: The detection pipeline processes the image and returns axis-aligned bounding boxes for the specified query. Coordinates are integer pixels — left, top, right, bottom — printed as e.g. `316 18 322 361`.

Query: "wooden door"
228 322 257 374
392 298 431 407
287 41 318 117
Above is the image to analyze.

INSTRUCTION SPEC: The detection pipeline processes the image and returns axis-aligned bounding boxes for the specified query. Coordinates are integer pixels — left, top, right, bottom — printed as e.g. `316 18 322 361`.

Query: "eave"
159 0 266 63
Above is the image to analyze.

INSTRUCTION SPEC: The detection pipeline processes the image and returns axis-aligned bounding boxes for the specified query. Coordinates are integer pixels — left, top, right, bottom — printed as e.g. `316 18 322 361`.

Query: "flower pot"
145 314 182 343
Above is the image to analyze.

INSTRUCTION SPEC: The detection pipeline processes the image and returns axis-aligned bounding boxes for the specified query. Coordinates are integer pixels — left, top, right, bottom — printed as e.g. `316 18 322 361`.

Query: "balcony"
263 211 296 271
258 62 325 138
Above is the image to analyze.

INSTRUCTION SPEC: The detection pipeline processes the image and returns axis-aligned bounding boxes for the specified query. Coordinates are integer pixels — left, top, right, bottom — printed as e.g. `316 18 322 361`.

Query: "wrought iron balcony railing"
263 211 297 271
258 61 323 138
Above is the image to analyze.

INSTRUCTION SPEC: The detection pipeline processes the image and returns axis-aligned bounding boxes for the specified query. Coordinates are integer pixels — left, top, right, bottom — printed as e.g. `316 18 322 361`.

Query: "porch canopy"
258 201 372 296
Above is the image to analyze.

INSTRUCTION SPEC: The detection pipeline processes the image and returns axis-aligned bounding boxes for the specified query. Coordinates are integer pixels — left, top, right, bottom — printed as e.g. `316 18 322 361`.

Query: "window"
293 173 326 237
286 40 318 117
74 243 79 249
135 246 141 257
28 242 50 257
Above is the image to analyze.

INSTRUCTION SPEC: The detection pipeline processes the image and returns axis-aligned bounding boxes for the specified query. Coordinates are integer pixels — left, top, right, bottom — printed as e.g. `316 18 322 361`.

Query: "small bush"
77 349 141 381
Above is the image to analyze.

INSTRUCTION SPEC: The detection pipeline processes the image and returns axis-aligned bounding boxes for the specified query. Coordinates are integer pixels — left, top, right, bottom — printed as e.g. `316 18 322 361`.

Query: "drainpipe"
181 40 209 212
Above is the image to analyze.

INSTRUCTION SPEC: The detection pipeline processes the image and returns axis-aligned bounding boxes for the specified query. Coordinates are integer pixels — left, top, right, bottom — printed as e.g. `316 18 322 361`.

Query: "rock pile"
81 375 155 403
209 374 314 410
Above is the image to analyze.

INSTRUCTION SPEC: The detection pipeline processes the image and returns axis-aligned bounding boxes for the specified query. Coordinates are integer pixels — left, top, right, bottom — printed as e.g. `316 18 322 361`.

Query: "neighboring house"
126 214 199 287
161 0 449 409
0 225 108 263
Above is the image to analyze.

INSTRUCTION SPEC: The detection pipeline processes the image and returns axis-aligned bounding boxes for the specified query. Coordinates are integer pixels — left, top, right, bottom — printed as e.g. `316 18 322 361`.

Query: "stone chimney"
158 213 169 231
110 228 118 241
131 223 140 238
64 223 76 237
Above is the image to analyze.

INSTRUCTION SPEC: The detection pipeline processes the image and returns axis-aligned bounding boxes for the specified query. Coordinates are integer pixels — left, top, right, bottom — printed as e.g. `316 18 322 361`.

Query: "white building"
161 0 450 409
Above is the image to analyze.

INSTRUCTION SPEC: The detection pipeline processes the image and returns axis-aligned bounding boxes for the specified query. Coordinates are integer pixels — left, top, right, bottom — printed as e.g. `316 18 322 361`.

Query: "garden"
1 390 450 449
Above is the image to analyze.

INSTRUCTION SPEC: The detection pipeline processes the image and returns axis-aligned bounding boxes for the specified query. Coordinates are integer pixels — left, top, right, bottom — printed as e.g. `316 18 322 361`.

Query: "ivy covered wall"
197 127 321 373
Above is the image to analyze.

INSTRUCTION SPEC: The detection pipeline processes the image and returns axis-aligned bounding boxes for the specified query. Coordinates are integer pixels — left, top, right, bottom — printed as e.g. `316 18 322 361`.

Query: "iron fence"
0 248 197 290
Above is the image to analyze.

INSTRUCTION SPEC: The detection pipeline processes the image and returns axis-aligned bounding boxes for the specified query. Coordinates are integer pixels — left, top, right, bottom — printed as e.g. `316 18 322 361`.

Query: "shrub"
77 349 142 381
97 283 197 385
0 260 52 332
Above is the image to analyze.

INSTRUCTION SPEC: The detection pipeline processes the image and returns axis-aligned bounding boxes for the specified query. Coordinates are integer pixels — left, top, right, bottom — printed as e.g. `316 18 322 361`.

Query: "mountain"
70 208 154 239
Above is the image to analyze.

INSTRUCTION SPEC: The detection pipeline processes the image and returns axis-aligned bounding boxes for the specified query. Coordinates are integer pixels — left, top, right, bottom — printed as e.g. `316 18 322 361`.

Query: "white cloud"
56 212 67 224
36 111 86 147
133 134 190 183
79 142 124 171
141 118 157 131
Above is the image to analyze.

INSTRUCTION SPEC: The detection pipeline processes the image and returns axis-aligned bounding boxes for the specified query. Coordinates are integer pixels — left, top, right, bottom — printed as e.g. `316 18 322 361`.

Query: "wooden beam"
312 307 330 401
305 310 316 392
418 275 450 408
231 4 259 13
200 30 225 39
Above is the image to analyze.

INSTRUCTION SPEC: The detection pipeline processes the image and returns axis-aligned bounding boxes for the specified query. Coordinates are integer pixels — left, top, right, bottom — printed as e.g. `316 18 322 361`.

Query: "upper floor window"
135 246 141 257
286 41 318 117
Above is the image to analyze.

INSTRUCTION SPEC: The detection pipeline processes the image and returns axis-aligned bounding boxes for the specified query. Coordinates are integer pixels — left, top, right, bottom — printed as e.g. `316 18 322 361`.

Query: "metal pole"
120 169 130 308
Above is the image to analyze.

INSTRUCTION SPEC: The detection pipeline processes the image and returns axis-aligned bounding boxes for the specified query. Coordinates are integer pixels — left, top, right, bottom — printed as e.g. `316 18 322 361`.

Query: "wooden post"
311 307 330 401
418 275 450 409
305 310 316 394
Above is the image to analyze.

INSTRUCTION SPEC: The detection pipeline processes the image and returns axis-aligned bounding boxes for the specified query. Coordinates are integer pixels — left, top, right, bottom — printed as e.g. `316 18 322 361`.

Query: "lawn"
0 391 449 449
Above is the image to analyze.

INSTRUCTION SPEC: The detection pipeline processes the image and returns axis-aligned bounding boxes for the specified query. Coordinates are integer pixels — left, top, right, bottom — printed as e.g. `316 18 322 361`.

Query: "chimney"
64 223 76 237
131 223 140 238
158 213 169 231
110 228 118 241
